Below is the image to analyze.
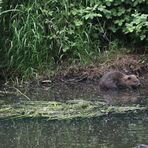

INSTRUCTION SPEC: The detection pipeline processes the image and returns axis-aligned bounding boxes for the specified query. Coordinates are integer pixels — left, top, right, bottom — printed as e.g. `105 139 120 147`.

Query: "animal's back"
99 71 125 90
99 71 140 90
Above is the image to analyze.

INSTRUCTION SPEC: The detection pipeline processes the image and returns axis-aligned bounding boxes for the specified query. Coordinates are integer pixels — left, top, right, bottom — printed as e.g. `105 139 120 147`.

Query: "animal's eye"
127 77 131 80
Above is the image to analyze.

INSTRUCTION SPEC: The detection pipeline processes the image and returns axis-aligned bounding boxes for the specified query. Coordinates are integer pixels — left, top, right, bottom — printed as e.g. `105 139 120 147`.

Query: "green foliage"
124 13 148 41
0 0 2 12
0 0 147 78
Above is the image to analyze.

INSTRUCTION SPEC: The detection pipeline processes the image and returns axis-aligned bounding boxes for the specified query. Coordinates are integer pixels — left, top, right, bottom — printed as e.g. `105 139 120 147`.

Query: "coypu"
99 71 140 90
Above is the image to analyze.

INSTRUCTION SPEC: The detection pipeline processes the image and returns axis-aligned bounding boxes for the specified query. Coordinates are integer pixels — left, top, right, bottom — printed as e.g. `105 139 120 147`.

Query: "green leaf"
140 35 146 40
74 20 83 26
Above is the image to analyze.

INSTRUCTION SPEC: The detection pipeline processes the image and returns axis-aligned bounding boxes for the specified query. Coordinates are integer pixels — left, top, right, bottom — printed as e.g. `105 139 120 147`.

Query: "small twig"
12 87 30 100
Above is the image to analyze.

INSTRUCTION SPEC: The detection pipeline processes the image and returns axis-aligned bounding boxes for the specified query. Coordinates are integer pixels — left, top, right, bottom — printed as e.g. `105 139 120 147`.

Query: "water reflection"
26 81 148 106
0 115 148 148
1 76 148 106
101 90 142 105
0 74 148 148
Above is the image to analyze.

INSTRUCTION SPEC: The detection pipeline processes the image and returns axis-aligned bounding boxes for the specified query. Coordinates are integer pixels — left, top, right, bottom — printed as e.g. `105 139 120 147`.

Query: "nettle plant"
82 0 148 42
58 0 148 54
107 0 148 43
124 13 148 41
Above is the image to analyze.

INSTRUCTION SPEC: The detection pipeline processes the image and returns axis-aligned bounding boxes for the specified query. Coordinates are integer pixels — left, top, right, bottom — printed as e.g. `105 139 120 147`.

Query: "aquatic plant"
0 100 147 120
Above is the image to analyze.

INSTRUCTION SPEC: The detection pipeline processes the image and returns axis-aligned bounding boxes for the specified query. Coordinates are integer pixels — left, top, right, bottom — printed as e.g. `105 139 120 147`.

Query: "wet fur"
99 71 140 90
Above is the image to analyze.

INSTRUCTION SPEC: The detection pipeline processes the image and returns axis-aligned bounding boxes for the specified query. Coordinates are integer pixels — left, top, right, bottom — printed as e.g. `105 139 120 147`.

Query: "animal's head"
122 75 141 88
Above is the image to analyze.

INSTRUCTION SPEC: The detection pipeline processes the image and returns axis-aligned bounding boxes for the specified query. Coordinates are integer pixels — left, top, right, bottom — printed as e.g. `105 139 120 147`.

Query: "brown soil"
53 54 148 83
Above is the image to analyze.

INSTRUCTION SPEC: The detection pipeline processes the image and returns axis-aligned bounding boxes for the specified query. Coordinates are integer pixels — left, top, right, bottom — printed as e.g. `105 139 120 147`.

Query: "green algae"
0 100 147 120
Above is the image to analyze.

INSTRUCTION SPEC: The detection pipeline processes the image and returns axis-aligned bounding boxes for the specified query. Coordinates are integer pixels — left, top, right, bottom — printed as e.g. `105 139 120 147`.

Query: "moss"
0 100 147 120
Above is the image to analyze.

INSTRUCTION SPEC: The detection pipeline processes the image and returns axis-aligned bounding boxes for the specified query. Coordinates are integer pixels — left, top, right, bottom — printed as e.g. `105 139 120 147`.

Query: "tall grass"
0 0 2 12
1 0 101 78
0 0 147 79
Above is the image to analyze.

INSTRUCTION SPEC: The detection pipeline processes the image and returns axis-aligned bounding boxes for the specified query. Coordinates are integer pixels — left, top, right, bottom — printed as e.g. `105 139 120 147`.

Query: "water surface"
0 74 148 148
0 115 148 148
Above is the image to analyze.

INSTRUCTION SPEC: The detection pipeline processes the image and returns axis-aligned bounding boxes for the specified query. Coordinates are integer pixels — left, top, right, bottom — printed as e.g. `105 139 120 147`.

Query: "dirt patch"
53 54 148 83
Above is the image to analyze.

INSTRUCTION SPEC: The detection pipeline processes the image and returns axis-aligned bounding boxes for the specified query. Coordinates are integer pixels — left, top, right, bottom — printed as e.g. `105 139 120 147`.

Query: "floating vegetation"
0 100 147 120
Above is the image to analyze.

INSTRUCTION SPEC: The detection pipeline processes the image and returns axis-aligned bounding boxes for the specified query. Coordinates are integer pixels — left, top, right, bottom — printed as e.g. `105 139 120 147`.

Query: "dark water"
0 74 148 148
0 115 148 148
23 80 148 106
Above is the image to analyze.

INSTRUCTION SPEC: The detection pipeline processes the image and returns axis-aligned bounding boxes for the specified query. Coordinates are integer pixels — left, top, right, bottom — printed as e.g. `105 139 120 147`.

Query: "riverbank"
39 54 148 85
0 53 148 86
0 53 148 120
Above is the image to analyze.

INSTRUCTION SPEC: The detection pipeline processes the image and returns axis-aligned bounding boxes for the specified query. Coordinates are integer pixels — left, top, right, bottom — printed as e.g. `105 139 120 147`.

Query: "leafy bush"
0 0 147 78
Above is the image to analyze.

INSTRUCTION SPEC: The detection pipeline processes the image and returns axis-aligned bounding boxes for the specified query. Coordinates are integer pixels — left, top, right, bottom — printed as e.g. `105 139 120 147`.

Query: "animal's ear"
127 76 131 80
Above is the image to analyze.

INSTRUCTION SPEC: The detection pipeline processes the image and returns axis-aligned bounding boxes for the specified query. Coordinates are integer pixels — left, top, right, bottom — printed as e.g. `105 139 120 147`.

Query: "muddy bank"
52 54 148 83
0 54 147 85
